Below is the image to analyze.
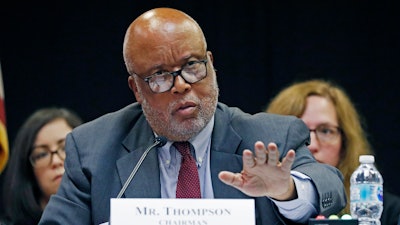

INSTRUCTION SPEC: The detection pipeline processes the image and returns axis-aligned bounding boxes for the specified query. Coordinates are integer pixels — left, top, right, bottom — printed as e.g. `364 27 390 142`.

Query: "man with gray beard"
40 7 346 225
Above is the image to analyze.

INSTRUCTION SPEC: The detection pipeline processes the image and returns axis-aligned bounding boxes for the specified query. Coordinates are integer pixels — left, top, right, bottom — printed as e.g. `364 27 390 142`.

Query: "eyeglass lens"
30 144 66 167
146 59 207 93
311 125 341 143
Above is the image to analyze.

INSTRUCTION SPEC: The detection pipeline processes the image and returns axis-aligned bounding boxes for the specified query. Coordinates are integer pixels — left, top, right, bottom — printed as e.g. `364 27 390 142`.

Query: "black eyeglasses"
29 143 66 168
133 59 208 93
309 124 342 144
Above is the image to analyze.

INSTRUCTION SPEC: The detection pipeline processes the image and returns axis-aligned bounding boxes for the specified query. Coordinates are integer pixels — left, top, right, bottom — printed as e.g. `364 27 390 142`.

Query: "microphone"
116 136 167 198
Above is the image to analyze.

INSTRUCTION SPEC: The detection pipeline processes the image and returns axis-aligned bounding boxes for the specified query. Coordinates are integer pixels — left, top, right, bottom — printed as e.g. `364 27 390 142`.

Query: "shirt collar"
157 115 215 162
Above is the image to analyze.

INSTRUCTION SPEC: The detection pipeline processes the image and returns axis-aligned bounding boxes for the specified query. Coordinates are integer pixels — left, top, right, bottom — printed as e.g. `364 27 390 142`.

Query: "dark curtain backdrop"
1 1 399 195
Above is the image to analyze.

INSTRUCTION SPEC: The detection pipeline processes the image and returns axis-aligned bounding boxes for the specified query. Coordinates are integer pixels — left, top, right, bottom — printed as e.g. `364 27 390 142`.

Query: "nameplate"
110 198 255 225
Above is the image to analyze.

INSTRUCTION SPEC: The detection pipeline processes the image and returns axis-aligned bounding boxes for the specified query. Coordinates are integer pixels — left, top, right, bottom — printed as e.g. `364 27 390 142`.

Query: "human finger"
242 149 256 169
281 149 295 172
254 141 268 165
266 142 279 165
218 171 243 188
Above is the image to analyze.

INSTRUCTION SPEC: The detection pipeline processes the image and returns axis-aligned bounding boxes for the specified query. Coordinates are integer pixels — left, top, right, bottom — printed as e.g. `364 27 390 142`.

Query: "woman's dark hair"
0 107 83 225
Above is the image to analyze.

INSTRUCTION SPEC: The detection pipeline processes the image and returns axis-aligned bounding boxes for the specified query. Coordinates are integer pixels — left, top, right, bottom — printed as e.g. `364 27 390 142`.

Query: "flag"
0 63 9 173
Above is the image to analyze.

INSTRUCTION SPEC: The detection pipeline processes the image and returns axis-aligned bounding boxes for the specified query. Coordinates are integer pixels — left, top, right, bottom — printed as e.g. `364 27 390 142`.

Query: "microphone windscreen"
155 136 167 147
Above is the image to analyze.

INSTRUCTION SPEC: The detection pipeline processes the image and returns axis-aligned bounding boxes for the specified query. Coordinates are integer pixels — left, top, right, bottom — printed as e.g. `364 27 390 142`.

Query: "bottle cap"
341 214 352 220
328 214 339 219
315 215 326 220
359 155 374 163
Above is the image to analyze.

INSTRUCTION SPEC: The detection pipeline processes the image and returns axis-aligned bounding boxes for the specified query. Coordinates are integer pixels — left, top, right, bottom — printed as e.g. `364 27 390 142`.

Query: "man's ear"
207 51 214 63
128 76 142 104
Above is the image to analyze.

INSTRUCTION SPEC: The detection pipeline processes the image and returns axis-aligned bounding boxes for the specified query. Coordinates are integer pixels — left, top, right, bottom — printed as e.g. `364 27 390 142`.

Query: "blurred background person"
0 107 83 225
265 79 400 225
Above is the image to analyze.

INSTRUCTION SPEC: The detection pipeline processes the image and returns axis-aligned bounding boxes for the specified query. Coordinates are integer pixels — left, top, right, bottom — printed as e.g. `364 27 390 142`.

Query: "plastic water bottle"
350 155 383 225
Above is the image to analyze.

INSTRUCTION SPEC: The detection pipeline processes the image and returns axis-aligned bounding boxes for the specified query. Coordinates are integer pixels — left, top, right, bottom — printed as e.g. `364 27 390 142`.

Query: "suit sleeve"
39 132 92 224
288 118 347 216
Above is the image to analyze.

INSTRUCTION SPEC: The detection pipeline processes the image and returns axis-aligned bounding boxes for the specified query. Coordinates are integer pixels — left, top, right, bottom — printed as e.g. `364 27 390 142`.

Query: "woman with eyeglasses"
0 107 83 225
264 79 400 225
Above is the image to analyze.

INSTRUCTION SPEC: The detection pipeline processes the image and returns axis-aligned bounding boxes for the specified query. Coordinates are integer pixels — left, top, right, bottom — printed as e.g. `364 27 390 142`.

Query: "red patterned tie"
174 141 201 198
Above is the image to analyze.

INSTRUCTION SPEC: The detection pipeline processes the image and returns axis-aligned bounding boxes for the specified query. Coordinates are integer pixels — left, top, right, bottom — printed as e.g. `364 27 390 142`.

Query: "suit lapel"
115 104 249 199
210 105 249 198
116 148 161 198
116 114 161 198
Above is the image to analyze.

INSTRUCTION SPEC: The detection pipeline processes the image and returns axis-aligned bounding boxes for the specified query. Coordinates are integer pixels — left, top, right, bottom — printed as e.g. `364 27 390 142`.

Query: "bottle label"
350 184 383 202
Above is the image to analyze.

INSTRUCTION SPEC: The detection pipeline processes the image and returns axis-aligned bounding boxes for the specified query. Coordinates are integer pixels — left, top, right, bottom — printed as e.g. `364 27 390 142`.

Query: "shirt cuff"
270 171 318 223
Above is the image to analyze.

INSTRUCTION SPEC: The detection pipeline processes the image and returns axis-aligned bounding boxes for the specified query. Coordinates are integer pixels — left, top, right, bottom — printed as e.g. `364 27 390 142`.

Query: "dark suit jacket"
381 191 400 225
39 103 346 225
